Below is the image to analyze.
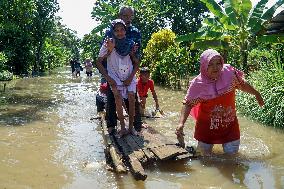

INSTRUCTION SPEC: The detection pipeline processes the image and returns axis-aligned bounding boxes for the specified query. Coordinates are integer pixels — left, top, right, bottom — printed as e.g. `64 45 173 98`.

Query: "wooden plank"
109 145 127 173
99 115 127 173
114 135 147 180
174 153 193 160
141 128 164 147
122 135 149 165
128 132 156 161
115 135 132 155
144 127 177 145
141 128 190 160
128 154 147 181
135 135 156 163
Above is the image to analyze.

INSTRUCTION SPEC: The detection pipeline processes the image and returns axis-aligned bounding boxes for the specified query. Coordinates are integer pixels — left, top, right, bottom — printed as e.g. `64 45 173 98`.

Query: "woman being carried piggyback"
96 19 138 137
175 49 264 155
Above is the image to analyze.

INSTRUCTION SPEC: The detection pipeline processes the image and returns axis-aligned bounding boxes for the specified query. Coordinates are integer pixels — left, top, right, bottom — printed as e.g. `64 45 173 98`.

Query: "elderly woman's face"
207 56 222 80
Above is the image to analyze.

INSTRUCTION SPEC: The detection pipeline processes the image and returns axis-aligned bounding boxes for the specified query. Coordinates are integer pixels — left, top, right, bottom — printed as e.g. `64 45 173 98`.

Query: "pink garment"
184 49 244 119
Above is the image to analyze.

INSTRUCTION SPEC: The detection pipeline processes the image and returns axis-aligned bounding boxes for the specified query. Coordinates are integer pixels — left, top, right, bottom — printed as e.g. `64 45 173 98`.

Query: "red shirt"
137 78 154 97
194 91 240 144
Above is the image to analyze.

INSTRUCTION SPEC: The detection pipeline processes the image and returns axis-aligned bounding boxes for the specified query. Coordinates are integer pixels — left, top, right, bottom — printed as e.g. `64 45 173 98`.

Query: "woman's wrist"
177 123 184 130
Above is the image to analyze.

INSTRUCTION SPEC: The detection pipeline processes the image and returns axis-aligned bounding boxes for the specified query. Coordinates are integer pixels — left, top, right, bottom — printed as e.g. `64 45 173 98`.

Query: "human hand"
107 77 116 88
123 78 132 86
104 37 115 52
130 43 139 56
175 125 185 148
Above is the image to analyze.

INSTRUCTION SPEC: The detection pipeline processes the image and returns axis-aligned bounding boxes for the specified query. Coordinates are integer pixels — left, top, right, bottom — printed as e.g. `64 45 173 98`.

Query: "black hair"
111 19 127 30
140 67 150 74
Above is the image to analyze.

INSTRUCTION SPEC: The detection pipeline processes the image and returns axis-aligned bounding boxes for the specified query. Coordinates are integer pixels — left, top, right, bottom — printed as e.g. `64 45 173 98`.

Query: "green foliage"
142 29 176 83
91 0 120 35
142 29 196 85
236 67 284 128
0 52 8 71
0 52 13 81
176 0 284 73
41 21 80 70
91 0 207 49
0 70 13 81
143 29 177 64
0 0 77 75
80 31 103 61
31 0 59 73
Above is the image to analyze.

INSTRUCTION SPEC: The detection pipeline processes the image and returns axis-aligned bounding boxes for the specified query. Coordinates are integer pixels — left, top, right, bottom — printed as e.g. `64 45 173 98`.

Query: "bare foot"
141 123 148 128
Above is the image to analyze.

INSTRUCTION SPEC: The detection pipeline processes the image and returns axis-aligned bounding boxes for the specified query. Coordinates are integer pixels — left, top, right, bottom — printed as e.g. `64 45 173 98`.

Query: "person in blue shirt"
100 6 143 135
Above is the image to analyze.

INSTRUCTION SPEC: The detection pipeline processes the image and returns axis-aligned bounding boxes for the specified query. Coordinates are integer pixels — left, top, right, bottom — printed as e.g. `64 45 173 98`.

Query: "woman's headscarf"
110 19 134 56
185 49 244 119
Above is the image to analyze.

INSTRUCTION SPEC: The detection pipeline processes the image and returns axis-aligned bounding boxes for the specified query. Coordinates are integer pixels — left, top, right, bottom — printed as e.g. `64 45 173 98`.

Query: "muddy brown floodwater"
0 67 284 189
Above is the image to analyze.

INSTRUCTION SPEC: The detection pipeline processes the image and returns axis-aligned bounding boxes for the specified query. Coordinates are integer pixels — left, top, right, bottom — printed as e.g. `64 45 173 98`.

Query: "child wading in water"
96 19 138 136
175 49 264 155
85 59 93 77
137 67 161 116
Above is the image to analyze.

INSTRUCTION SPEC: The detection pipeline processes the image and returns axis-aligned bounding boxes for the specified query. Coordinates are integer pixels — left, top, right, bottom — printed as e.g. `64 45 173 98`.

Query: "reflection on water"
0 67 284 189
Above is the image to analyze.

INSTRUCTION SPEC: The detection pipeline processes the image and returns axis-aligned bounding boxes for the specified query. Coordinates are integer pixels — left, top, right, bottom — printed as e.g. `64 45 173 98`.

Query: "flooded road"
1 67 284 189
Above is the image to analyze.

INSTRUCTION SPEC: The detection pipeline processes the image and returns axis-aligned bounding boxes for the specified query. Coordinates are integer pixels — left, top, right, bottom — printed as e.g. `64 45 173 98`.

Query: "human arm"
151 89 160 110
239 81 264 106
176 104 193 135
96 57 116 88
175 103 193 148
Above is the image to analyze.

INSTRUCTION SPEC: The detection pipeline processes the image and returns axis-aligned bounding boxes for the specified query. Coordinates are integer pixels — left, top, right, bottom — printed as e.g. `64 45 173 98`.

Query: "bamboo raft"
97 115 197 181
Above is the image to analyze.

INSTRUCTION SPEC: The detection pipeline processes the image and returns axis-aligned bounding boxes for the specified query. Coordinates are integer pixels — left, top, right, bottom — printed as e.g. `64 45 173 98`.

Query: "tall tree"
91 0 207 49
80 31 103 61
31 0 59 73
0 0 35 74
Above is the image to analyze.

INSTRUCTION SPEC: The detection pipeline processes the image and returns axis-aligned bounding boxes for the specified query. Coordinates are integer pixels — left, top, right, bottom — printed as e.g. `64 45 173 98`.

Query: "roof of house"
265 10 284 35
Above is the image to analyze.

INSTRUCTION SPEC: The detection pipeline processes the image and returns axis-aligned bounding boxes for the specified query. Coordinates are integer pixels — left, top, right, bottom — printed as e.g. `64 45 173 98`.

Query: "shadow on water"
0 94 56 126
0 80 57 126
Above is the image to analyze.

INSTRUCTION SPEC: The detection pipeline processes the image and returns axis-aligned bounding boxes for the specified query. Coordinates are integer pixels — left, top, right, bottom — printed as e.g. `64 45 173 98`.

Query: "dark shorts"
86 71 92 76
96 94 105 112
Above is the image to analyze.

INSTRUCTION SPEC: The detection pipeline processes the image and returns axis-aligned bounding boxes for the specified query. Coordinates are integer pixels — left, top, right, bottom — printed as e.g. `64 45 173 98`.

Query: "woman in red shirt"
175 49 264 155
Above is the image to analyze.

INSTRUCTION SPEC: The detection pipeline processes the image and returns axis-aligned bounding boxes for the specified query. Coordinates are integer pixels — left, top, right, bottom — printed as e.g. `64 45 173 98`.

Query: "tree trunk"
33 42 43 75
242 50 248 74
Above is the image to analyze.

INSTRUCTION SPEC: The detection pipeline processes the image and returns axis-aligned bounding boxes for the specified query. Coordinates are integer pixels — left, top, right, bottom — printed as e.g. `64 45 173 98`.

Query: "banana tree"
176 0 284 73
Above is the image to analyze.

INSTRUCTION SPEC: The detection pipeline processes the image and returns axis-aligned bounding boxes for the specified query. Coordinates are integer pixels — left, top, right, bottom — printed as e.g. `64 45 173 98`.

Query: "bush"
236 67 284 128
0 70 13 81
142 29 196 85
0 52 8 71
0 52 13 81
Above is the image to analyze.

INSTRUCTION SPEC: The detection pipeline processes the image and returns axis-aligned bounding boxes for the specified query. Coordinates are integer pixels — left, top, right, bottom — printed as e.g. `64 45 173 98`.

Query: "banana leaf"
190 40 229 50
